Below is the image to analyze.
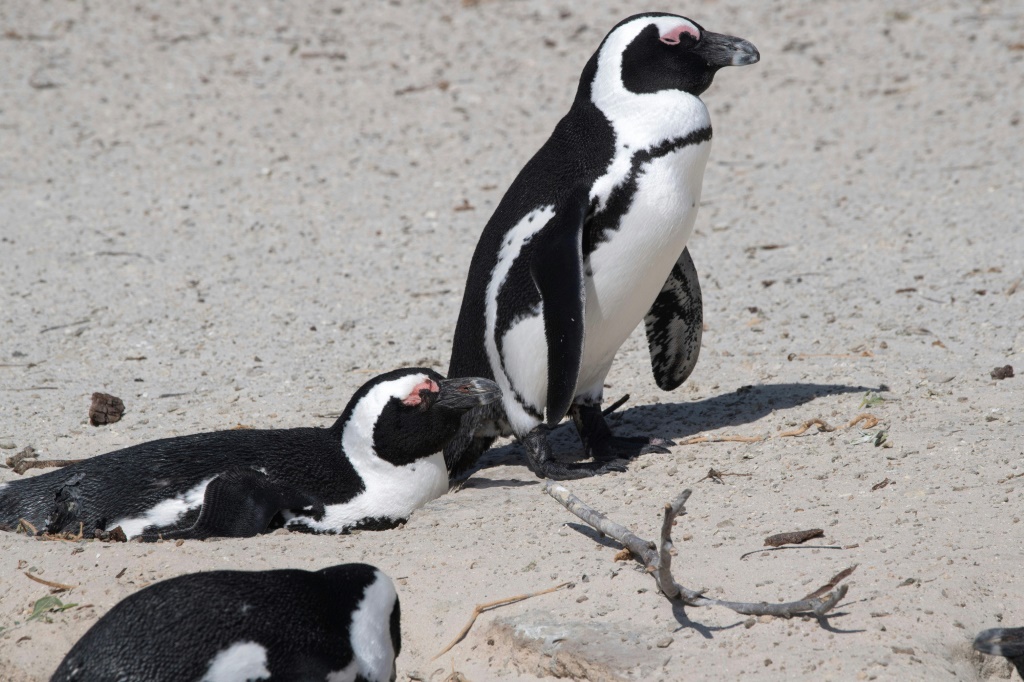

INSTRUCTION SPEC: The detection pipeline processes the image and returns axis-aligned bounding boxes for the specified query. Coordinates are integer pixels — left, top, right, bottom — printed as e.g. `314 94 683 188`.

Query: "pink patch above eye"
660 24 699 45
402 379 440 406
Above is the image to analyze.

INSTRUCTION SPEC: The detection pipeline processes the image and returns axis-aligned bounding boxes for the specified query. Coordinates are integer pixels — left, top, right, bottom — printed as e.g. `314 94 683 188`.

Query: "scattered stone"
991 365 1014 380
656 636 673 648
93 526 127 543
90 392 125 426
0 440 16 450
763 528 824 547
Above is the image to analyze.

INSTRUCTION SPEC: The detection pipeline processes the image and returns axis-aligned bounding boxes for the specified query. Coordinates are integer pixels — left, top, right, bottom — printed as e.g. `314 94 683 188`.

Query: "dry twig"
846 413 879 429
433 581 571 659
544 482 850 618
697 468 753 484
679 434 763 446
680 411 880 448
12 457 85 475
778 419 835 437
24 571 76 591
37 522 86 542
803 566 858 600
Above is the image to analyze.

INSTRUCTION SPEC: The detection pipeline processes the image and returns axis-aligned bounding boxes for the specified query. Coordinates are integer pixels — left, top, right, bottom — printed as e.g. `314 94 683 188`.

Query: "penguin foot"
570 403 674 462
589 435 673 462
46 473 88 534
521 424 629 480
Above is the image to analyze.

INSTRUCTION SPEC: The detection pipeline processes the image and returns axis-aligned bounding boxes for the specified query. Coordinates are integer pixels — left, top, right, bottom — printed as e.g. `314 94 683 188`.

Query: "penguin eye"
659 24 700 46
401 379 440 410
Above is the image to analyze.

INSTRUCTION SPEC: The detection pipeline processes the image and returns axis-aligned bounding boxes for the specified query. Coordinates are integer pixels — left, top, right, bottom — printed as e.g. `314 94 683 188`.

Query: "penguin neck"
328 412 351 441
582 30 712 151
594 89 710 153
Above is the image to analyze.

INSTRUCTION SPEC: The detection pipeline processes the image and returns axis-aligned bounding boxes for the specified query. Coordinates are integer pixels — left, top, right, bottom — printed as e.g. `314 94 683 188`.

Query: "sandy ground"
1 1 1022 680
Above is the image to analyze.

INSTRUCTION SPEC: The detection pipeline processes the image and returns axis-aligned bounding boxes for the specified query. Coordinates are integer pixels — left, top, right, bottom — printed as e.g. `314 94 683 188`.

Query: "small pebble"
0 441 15 450
991 365 1014 380
656 636 673 648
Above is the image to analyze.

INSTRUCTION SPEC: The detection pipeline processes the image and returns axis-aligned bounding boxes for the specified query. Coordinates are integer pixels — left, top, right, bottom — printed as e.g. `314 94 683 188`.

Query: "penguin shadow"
472 381 881 474
457 477 537 490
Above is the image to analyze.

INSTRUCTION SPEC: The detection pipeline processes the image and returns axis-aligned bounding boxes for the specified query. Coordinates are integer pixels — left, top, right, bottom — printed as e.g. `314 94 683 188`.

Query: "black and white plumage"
0 369 499 539
52 563 401 682
446 13 759 480
974 628 1024 676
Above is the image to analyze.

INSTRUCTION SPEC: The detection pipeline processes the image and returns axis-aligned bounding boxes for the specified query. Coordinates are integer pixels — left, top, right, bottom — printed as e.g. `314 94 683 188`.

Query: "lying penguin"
446 13 759 479
0 368 499 539
52 562 400 682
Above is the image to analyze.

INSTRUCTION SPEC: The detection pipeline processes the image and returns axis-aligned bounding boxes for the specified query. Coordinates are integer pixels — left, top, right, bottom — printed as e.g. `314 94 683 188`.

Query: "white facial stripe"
341 373 429 461
349 570 399 682
111 476 215 539
201 641 271 682
485 205 555 430
589 16 711 213
289 372 449 532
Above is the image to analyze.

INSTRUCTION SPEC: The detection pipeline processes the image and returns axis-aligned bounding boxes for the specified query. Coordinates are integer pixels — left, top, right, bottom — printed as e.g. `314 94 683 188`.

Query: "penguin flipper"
531 193 588 426
644 247 703 391
143 468 323 541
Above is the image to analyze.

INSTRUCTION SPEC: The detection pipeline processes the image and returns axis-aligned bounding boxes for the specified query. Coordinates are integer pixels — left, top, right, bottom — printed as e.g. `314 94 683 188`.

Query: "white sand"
1 1 1022 680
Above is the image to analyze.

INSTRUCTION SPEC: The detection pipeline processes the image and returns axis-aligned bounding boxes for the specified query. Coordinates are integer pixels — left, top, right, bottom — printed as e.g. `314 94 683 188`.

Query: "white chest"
579 140 710 381
287 452 450 533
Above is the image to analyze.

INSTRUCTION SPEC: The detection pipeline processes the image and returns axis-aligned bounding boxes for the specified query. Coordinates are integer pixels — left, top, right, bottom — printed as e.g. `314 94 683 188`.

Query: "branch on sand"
433 581 572 659
544 482 852 619
678 412 880 446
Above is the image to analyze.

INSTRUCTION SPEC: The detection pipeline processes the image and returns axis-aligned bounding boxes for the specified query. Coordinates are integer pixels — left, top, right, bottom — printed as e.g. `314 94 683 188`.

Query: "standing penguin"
52 563 401 682
447 13 759 480
0 368 499 539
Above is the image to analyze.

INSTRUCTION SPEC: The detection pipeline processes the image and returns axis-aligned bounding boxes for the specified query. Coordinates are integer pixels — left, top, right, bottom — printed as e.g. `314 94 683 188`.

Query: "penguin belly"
491 142 710 432
576 141 711 396
286 452 450 533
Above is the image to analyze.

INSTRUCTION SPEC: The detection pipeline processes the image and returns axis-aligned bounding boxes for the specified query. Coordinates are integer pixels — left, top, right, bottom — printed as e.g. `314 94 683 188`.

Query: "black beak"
697 31 760 68
436 377 501 411
974 628 1024 672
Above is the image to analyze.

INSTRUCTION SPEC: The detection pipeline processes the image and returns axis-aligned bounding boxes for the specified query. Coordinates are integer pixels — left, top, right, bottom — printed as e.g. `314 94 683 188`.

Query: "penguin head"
586 13 759 99
333 368 500 468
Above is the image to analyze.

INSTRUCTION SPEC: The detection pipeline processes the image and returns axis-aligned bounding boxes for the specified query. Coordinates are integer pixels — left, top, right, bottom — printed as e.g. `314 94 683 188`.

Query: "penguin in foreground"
52 562 400 682
446 13 760 480
974 628 1024 676
0 368 499 539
